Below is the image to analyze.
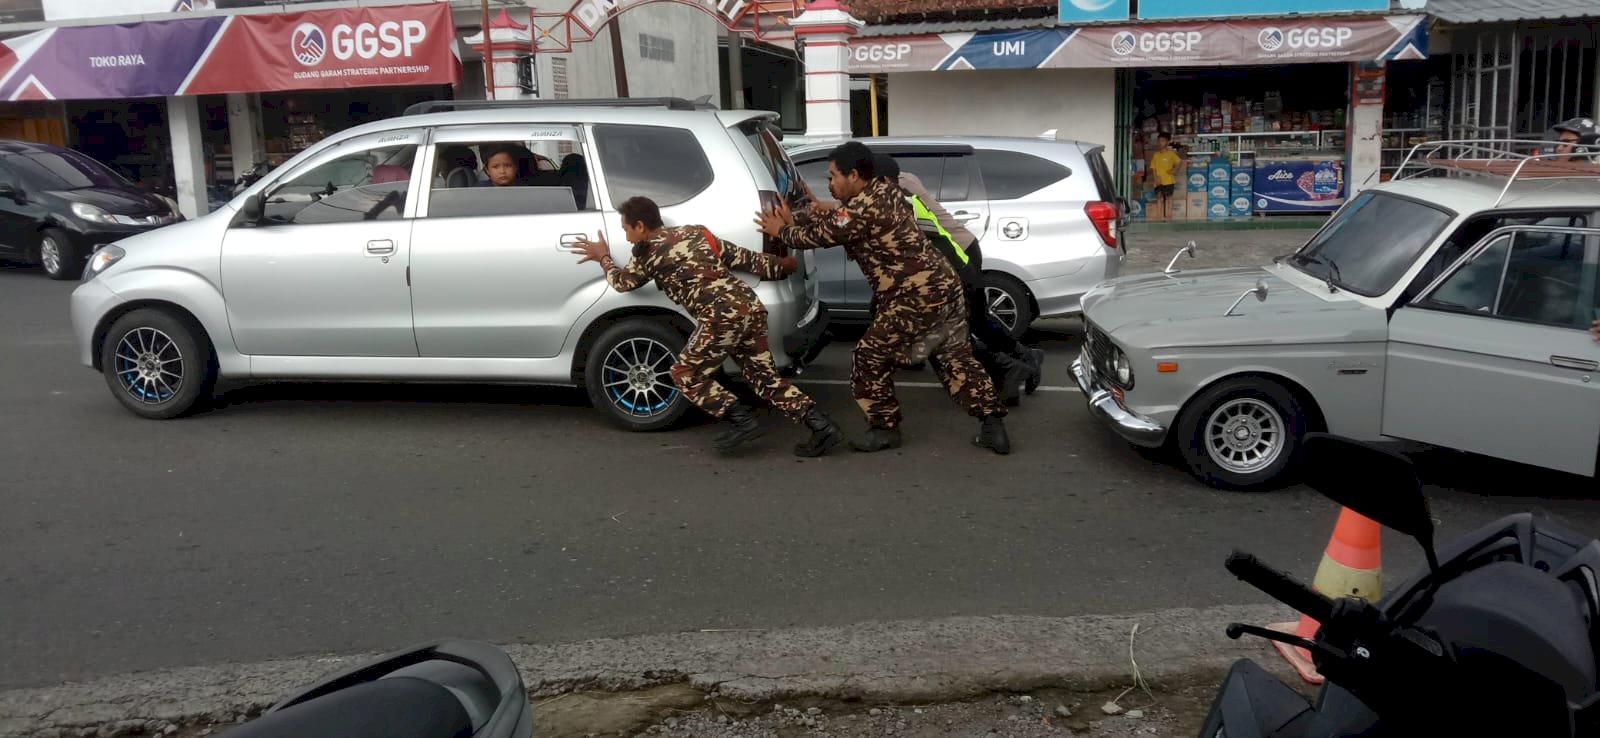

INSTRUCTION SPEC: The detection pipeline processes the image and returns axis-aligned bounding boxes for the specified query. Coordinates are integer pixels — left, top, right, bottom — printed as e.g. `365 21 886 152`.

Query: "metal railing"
1391 138 1600 207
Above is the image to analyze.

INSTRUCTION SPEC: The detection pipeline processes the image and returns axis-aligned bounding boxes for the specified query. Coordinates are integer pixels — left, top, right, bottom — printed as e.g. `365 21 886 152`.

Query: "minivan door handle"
366 239 395 255
557 233 589 252
1551 355 1599 372
952 210 981 222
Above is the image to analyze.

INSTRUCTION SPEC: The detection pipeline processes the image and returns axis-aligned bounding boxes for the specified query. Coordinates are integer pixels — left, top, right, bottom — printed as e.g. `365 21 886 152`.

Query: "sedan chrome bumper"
1072 355 1167 447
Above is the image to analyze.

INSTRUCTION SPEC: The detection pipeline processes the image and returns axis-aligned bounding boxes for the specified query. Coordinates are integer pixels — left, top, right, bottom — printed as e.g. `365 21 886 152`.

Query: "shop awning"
847 13 1428 72
0 2 460 102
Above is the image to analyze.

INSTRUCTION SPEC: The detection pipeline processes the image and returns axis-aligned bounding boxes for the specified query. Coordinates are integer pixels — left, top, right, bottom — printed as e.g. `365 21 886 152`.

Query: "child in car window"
483 144 534 187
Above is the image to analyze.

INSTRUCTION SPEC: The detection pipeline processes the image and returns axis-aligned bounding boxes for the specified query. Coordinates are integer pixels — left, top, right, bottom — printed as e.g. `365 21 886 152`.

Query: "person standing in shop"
1149 132 1182 221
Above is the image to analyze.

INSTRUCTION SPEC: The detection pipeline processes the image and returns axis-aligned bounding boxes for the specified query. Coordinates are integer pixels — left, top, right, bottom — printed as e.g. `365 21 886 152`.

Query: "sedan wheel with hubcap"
1176 377 1307 491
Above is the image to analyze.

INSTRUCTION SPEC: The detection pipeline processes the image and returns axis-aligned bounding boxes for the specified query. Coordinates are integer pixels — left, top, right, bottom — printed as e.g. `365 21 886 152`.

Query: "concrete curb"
0 604 1288 737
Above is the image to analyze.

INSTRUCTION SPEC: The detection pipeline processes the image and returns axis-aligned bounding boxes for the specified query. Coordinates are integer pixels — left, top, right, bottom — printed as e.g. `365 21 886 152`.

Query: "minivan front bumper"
782 300 832 374
1072 354 1167 447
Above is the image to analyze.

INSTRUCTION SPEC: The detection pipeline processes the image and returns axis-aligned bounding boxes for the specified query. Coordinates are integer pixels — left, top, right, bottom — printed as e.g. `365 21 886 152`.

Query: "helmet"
1545 116 1599 158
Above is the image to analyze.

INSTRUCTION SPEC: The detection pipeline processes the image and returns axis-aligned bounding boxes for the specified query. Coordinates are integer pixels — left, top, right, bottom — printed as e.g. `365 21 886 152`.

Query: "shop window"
260 143 417 226
638 33 675 63
593 124 712 208
976 149 1069 201
426 140 593 217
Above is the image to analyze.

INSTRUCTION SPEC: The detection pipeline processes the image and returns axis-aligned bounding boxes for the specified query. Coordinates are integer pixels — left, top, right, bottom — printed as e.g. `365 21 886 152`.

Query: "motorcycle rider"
1551 117 1598 162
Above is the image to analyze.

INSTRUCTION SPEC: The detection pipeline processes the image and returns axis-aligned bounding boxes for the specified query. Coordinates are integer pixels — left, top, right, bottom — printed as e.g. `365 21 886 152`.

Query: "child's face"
486 153 518 186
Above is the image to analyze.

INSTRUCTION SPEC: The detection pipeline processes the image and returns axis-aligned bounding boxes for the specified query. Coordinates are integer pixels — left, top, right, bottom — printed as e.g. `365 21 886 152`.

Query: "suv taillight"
1086 201 1119 250
760 190 789 256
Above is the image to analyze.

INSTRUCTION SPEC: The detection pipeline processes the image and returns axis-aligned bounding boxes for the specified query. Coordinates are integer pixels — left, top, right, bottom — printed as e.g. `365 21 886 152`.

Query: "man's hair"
1157 131 1172 141
829 141 876 181
618 196 664 230
872 153 900 181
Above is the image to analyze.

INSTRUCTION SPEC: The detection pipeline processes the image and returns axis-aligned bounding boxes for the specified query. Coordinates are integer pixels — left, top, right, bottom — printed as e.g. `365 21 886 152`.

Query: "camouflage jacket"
605 225 786 319
779 178 960 303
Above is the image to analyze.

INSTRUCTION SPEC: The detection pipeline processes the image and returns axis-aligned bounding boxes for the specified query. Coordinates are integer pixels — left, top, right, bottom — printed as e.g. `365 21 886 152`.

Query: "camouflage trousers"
853 288 1004 429
672 303 816 422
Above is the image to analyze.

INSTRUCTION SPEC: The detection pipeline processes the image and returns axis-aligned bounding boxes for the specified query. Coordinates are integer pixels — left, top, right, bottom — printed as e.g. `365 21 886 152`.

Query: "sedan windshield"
1286 191 1453 297
8 149 129 191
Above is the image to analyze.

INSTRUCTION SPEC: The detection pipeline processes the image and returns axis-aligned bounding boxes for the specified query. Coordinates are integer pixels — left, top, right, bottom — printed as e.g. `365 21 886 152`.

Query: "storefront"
844 7 1429 221
0 2 461 216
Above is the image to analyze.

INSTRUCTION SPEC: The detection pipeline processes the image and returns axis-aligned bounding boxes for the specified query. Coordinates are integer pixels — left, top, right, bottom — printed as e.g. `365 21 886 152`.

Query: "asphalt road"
3 231 1597 689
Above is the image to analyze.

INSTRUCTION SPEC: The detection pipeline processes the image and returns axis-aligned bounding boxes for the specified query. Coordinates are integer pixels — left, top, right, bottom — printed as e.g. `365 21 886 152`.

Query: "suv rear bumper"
1072 354 1167 447
782 300 832 374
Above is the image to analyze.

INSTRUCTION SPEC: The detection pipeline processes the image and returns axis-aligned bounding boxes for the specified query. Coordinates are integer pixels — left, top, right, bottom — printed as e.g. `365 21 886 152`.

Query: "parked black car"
0 141 181 279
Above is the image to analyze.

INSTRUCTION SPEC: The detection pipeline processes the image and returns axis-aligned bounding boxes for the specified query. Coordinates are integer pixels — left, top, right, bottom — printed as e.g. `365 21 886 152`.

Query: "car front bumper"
782 300 832 375
1071 353 1167 447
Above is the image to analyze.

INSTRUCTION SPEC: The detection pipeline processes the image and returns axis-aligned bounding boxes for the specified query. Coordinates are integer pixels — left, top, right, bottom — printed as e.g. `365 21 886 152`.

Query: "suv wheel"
1175 377 1306 491
584 318 690 432
101 309 216 419
38 229 81 281
982 273 1034 339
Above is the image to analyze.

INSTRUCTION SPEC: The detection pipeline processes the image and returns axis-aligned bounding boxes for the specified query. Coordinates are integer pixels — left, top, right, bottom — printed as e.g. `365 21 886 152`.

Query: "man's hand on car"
573 232 612 266
754 201 795 237
778 255 798 275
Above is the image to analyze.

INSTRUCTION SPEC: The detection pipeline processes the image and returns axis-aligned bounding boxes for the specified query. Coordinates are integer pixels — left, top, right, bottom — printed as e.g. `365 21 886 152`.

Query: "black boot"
793 408 846 458
1024 348 1045 395
712 404 763 450
851 425 903 453
973 414 1011 455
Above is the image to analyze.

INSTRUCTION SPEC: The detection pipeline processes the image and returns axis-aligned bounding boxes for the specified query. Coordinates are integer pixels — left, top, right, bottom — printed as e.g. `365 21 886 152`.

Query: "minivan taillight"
1086 201 1119 250
760 190 789 256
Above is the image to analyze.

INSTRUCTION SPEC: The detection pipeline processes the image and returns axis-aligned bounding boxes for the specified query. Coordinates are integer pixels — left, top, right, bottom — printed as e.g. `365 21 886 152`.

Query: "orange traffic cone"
1268 507 1382 684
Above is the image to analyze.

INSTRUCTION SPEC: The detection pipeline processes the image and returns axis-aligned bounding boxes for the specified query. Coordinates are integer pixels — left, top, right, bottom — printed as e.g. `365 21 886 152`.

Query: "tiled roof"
1425 0 1599 23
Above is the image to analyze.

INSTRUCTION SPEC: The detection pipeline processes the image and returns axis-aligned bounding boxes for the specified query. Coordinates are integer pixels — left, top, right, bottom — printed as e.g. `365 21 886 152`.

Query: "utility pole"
480 0 496 99
727 32 744 109
608 17 629 97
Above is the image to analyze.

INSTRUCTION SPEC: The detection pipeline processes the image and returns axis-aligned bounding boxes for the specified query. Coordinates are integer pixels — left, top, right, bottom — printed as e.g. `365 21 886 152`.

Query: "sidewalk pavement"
1122 225 1318 276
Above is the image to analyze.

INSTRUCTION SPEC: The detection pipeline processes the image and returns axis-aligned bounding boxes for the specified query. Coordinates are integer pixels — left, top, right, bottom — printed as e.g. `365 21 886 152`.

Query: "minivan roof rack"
1392 138 1600 206
403 97 717 116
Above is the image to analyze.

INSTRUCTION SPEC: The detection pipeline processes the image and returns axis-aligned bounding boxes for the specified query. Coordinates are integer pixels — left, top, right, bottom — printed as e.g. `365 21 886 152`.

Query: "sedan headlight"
83 245 124 281
71 202 119 225
1113 349 1133 388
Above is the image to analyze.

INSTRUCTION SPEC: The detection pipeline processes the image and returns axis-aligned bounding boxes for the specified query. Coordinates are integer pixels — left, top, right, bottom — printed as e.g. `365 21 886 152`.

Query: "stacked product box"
1129 198 1146 221
1185 154 1209 221
1207 158 1232 220
1231 153 1255 217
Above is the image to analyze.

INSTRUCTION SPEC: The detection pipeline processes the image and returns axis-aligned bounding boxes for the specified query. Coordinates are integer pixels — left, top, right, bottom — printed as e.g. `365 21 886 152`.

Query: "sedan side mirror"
1224 278 1269 317
231 193 264 228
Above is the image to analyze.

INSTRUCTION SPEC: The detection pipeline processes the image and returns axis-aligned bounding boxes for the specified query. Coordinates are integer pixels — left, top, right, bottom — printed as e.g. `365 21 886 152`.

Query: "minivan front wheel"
1175 377 1306 492
584 318 690 432
101 309 215 419
38 229 81 280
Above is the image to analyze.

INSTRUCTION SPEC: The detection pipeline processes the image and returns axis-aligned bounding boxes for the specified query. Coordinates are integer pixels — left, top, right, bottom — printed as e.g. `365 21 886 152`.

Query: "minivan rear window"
737 121 806 206
977 149 1069 200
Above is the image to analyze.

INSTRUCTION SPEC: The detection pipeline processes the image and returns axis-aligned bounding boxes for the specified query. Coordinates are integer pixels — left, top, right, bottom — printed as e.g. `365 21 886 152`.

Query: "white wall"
886 67 1117 166
531 1 723 106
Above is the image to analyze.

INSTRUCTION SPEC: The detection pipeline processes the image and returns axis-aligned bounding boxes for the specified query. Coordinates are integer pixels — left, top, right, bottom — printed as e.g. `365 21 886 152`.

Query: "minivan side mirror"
1300 433 1438 575
0 183 24 202
231 193 264 228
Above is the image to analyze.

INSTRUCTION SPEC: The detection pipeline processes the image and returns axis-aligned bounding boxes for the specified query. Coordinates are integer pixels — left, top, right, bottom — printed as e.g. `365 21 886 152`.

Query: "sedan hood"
1081 265 1387 349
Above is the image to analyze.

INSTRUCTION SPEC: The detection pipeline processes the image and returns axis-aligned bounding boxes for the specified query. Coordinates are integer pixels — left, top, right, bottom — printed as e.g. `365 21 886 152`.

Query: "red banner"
183 2 459 95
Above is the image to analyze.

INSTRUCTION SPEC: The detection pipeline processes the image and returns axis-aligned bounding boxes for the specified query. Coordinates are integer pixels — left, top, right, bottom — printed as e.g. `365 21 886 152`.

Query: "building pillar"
226 92 263 184
1348 62 1386 197
466 8 535 100
167 95 208 219
790 0 862 140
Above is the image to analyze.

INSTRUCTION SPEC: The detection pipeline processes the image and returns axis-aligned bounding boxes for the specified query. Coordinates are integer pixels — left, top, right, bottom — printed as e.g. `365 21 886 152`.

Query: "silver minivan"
70 99 827 430
789 135 1126 336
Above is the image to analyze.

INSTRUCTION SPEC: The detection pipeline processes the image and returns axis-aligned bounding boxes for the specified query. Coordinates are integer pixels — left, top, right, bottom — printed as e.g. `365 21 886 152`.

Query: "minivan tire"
584 318 691 432
38 228 80 281
982 272 1034 339
101 308 216 420
1175 377 1306 492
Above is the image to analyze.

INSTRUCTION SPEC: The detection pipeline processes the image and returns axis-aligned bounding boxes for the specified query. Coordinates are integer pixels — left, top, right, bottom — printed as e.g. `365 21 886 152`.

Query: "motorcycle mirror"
1301 433 1439 575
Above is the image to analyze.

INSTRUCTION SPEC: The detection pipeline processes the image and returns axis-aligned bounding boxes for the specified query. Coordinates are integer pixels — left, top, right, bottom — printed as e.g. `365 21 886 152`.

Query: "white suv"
789 135 1126 336
70 98 827 430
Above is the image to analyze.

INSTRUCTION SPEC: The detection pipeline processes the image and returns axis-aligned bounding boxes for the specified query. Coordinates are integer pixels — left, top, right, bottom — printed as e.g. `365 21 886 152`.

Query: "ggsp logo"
1112 30 1202 55
328 20 428 61
852 43 913 62
1260 26 1354 50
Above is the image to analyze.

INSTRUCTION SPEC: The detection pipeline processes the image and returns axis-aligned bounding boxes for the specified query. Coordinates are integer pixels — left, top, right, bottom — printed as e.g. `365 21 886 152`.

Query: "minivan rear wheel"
982 272 1034 338
584 318 691 432
101 309 215 419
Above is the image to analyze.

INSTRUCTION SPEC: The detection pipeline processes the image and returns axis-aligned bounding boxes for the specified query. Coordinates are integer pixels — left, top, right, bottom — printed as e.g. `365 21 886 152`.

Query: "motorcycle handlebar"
1226 550 1336 624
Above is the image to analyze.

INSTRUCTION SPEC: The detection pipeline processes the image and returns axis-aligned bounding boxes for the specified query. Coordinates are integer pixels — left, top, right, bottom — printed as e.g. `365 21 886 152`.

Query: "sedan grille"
1082 319 1120 387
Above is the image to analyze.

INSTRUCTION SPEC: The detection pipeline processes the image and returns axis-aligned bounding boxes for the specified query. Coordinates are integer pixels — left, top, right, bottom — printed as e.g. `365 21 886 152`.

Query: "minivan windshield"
1285 191 1453 297
7 148 129 191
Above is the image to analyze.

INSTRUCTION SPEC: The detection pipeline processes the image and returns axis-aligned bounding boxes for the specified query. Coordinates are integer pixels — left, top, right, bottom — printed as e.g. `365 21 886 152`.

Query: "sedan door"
220 129 424 357
1383 228 1600 475
407 124 609 358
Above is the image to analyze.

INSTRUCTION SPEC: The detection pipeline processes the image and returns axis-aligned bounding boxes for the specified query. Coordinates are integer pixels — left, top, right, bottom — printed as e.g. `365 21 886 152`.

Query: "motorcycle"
1200 433 1600 737
223 640 532 738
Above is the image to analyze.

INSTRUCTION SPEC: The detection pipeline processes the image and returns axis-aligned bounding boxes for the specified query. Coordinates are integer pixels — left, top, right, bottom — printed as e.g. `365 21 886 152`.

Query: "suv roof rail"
1392 138 1600 207
403 97 717 116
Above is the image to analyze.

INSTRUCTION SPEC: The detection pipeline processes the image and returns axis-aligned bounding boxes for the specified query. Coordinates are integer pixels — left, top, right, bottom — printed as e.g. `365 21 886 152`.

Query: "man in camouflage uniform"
755 141 1011 454
575 196 846 457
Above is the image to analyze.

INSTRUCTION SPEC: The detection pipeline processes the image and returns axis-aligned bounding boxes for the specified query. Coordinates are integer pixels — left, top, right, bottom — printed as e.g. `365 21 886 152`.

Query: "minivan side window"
891 154 944 197
592 124 713 207
425 139 595 218
261 142 418 226
977 149 1069 201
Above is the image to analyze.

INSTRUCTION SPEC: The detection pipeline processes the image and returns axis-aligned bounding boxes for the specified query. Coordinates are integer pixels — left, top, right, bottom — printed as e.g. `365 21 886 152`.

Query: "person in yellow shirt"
1148 131 1182 220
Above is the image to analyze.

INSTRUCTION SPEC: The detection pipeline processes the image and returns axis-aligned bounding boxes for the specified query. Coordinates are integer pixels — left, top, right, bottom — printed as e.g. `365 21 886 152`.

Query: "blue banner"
1057 0 1128 23
934 28 1077 71
1138 0 1388 20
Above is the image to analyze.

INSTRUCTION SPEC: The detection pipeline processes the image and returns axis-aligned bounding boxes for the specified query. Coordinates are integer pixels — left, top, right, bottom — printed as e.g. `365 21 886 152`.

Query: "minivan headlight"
71 202 118 225
83 245 124 281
